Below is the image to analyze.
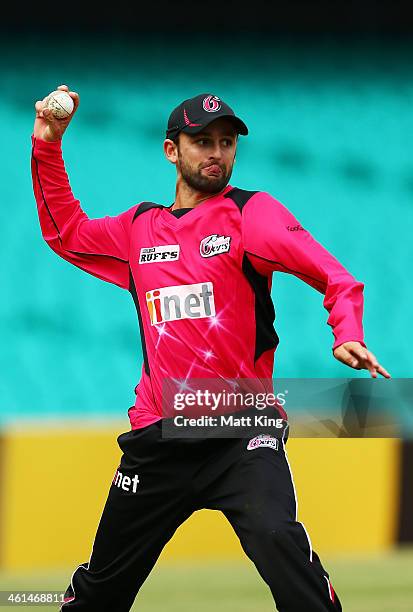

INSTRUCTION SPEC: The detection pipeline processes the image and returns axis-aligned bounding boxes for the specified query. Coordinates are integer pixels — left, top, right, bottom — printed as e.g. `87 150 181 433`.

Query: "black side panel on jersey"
129 268 150 376
242 254 279 362
225 187 279 362
129 202 164 375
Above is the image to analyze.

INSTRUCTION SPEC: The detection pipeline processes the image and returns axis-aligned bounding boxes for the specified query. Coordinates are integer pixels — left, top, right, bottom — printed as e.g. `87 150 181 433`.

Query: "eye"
197 138 209 145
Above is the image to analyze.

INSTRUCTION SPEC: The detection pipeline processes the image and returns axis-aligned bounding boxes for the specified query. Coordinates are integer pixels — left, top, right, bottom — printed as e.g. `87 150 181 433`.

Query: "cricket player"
32 85 390 611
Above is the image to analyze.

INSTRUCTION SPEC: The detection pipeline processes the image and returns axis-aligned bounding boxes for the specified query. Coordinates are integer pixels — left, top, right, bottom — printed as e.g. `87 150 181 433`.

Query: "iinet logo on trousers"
146 282 215 325
113 469 140 493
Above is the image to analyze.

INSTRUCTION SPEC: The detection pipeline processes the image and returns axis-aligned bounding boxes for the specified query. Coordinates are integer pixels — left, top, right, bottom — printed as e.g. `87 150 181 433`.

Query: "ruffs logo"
200 234 231 258
139 244 180 264
146 282 215 325
203 95 221 112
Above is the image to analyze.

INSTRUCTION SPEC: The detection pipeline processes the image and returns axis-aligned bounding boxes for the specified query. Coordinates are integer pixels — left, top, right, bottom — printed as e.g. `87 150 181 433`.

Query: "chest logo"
146 282 215 325
139 245 180 264
200 234 231 258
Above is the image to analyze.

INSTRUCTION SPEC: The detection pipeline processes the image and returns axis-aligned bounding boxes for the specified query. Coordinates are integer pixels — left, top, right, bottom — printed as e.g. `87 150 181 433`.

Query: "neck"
171 177 227 210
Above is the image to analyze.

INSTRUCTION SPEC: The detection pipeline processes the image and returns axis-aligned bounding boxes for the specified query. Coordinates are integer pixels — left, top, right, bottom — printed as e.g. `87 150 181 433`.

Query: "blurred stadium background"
0 1 412 609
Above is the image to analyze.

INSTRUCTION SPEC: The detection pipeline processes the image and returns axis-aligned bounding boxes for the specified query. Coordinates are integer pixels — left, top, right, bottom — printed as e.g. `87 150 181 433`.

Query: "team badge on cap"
166 93 248 140
203 95 221 112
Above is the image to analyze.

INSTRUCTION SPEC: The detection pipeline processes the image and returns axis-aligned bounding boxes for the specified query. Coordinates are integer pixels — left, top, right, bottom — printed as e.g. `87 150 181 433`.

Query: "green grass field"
1 548 412 611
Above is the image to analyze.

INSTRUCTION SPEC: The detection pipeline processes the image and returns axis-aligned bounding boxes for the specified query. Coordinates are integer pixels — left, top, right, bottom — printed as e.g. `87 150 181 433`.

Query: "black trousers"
61 423 342 611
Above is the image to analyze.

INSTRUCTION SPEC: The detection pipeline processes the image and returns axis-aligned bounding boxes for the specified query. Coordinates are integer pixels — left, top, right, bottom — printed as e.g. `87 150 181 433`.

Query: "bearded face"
172 118 238 195
176 147 234 194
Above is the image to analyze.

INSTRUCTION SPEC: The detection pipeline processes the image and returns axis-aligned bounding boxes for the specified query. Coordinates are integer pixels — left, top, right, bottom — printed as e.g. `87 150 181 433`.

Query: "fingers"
57 84 78 101
333 342 391 378
34 99 54 122
34 85 79 127
375 363 391 379
57 84 80 112
34 99 49 119
69 90 80 112
343 344 391 379
350 348 378 377
33 84 79 142
348 346 376 377
35 100 44 115
335 345 361 370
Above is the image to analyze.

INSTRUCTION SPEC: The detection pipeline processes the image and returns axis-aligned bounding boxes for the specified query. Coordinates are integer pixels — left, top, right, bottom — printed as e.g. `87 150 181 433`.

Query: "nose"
208 142 223 160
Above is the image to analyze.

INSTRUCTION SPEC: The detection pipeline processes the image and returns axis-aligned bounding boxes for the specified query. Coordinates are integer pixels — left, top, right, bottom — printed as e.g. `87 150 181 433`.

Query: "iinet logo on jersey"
146 282 215 325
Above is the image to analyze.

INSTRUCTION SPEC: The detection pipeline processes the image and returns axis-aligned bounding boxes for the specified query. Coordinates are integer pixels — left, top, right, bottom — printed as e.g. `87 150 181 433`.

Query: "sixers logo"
247 434 279 452
200 234 231 258
203 95 221 112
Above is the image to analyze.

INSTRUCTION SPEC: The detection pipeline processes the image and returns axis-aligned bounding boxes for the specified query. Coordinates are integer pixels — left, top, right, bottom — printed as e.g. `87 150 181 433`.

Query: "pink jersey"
31 136 366 429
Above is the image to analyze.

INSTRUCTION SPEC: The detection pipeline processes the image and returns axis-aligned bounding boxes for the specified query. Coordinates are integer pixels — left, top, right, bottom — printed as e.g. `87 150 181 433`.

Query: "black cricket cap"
166 93 248 141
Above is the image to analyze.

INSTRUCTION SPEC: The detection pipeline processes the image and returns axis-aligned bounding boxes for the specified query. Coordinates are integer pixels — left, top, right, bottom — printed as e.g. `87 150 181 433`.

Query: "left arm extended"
241 192 390 378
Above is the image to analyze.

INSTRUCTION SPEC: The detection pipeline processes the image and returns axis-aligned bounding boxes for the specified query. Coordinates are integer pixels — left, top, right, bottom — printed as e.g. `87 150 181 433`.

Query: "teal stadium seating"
0 36 410 422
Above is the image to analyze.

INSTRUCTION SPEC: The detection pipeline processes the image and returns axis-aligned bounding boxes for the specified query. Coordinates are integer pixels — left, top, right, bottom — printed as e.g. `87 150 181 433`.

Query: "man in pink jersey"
32 85 389 612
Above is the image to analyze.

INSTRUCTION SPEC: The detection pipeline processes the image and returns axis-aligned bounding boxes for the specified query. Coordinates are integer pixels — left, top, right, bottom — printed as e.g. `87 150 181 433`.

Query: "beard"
177 152 234 194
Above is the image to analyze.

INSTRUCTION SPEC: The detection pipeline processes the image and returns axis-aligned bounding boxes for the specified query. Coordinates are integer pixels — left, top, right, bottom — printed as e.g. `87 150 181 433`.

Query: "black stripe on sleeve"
32 140 61 237
32 141 129 263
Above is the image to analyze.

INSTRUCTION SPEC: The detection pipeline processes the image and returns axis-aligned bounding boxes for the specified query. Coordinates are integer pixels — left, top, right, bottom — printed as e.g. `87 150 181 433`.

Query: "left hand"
333 341 391 378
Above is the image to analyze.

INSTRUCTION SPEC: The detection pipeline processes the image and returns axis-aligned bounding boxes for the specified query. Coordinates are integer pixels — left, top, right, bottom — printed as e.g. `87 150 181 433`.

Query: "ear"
164 139 178 164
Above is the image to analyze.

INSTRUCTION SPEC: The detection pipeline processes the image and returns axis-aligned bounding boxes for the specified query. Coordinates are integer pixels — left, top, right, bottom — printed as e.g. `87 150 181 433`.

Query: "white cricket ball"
46 91 74 119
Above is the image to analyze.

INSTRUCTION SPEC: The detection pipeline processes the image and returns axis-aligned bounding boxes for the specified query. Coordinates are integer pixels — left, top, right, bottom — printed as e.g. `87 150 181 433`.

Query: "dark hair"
169 134 181 150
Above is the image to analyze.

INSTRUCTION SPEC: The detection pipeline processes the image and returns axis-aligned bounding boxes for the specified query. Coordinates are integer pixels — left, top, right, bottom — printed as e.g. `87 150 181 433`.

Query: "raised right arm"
32 85 138 289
